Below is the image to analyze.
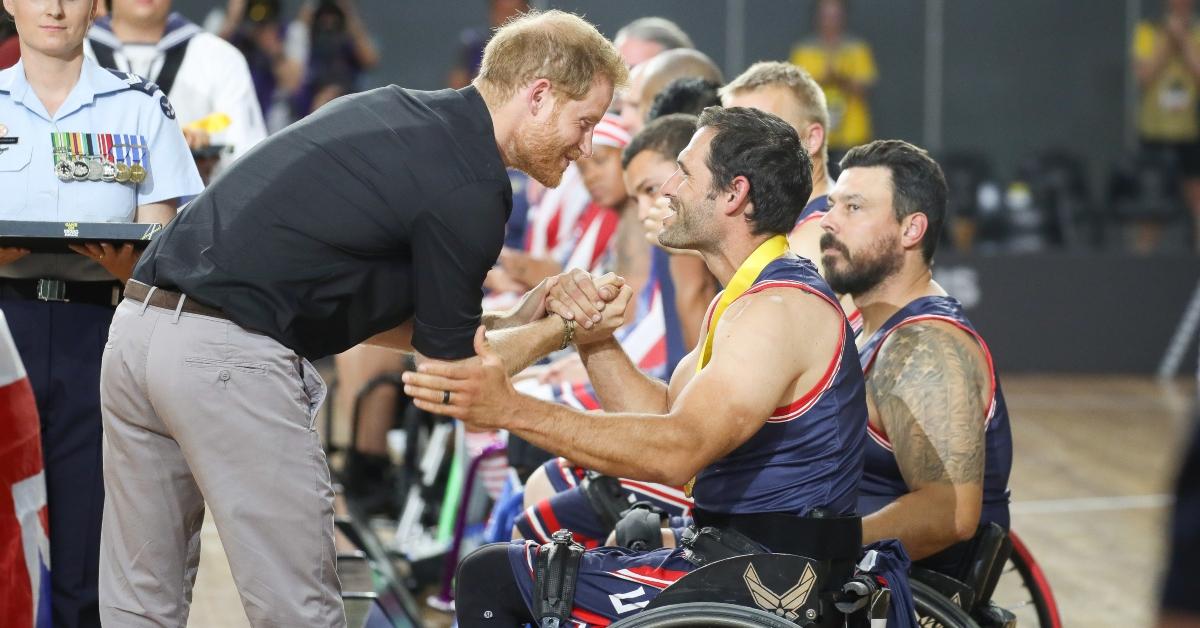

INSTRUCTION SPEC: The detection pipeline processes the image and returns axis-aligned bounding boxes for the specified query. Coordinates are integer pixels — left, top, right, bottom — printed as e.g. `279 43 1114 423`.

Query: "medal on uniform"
82 134 101 181
128 135 148 184
51 133 73 181
55 159 73 181
113 134 133 184
97 133 118 182
86 157 103 181
67 132 89 180
682 234 791 498
71 158 90 181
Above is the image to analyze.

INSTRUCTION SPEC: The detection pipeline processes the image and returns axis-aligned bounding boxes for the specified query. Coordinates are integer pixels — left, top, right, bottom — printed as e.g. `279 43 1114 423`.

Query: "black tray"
0 220 162 253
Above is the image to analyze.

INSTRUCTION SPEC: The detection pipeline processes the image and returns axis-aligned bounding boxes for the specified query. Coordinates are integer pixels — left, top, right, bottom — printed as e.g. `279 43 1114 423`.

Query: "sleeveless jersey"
693 255 867 516
857 296 1013 571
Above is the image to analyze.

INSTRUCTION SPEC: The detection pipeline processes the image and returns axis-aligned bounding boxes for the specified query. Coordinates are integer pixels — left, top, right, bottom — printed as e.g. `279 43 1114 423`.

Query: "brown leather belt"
123 280 230 320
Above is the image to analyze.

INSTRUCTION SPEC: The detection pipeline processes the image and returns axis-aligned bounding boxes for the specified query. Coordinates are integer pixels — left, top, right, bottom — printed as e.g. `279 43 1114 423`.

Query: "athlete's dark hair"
647 77 722 121
840 139 948 263
697 106 813 236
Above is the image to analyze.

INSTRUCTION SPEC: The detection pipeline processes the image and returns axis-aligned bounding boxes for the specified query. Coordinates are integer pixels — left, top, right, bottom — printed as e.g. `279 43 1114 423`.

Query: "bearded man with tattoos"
819 140 1014 576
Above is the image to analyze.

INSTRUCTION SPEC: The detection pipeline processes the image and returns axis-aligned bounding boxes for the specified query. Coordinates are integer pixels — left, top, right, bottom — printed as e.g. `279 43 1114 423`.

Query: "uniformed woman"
0 1 201 626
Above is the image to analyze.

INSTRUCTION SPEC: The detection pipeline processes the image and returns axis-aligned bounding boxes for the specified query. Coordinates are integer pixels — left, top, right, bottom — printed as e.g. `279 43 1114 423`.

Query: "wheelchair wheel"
913 580 982 628
608 602 802 627
988 532 1061 628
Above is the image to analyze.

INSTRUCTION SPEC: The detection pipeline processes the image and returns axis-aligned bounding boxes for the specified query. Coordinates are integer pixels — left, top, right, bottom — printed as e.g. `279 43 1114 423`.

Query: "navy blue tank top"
795 194 829 227
857 296 1013 574
693 255 867 517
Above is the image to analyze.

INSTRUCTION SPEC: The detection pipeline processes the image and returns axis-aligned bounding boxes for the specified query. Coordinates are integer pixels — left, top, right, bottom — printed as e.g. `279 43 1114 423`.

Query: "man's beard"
511 117 577 188
820 231 903 297
658 195 716 251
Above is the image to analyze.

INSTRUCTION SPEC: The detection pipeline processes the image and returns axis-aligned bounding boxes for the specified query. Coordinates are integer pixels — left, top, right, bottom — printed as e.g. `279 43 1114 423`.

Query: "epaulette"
105 69 163 98
104 69 176 119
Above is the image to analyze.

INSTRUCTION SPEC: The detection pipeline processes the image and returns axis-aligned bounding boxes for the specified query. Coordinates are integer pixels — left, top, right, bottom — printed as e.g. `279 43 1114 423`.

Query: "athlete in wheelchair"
402 107 926 626
499 137 1063 626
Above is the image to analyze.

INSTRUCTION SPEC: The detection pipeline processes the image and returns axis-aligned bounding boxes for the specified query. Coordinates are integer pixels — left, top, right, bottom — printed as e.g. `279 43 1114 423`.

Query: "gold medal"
129 164 147 184
115 162 131 183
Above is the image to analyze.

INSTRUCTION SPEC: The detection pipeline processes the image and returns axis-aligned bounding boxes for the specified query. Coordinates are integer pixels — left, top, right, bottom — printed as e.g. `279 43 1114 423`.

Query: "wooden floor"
186 374 1197 627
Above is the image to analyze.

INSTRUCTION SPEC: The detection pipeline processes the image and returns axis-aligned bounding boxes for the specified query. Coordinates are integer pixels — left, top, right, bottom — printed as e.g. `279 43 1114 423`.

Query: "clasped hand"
402 269 634 426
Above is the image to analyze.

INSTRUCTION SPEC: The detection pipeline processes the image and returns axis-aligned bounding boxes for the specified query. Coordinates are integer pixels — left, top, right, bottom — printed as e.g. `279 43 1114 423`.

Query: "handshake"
399 268 635 427
508 268 636 347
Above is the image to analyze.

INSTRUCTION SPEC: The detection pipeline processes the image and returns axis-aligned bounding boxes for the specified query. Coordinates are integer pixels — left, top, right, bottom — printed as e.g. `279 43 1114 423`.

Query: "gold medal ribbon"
684 234 790 497
696 234 791 372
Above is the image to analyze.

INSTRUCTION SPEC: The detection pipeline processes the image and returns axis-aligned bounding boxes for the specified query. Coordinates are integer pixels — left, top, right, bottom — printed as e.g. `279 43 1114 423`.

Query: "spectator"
0 7 18 69
613 16 693 66
87 0 268 182
291 0 380 116
790 0 877 155
619 48 723 134
447 0 528 89
646 76 721 120
1133 0 1200 252
215 0 305 131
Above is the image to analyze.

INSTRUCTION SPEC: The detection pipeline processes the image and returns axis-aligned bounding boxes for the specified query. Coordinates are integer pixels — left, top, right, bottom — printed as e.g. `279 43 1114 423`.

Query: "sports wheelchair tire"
913 580 982 628
990 533 1061 628
608 602 807 627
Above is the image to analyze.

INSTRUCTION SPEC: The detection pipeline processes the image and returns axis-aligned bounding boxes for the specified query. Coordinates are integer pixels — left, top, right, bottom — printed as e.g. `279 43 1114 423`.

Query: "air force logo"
744 561 817 620
160 95 176 120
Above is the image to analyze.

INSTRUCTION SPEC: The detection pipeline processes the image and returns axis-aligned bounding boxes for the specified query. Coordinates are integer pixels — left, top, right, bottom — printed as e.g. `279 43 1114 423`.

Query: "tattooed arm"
861 321 989 560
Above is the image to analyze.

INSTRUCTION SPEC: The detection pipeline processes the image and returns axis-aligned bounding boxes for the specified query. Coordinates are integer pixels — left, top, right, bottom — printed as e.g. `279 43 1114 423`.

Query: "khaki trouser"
98 296 345 627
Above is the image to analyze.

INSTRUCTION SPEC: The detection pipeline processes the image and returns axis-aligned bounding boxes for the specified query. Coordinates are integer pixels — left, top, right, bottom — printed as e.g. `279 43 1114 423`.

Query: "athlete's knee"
455 543 532 626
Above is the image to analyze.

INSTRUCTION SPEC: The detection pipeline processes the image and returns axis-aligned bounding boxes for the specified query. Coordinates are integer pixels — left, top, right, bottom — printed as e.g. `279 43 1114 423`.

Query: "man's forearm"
363 320 415 351
861 486 976 560
577 338 668 413
504 395 697 485
481 311 509 330
488 316 567 376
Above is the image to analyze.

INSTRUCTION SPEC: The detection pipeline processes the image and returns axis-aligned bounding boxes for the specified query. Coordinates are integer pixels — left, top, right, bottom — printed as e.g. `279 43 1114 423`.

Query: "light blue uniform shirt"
0 56 202 281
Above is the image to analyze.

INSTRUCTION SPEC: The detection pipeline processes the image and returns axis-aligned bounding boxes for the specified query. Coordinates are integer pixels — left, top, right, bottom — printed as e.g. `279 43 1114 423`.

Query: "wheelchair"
605 552 970 628
910 526 1061 628
607 524 1059 628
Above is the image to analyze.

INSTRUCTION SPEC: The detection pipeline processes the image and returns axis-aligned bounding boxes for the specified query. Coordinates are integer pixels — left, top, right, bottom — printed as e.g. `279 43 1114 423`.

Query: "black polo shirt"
133 85 511 360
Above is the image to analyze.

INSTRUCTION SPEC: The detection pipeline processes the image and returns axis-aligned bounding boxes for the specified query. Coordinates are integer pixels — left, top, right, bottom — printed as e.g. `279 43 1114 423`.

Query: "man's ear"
724 175 752 218
901 212 929 251
803 122 825 162
527 78 554 117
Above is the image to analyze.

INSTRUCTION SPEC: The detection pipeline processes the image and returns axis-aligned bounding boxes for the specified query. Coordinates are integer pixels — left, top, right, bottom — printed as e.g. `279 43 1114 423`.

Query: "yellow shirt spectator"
1133 19 1200 142
791 37 877 150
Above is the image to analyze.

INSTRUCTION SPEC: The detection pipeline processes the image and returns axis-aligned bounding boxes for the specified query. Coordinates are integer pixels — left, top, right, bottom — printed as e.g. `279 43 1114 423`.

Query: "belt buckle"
36 279 68 302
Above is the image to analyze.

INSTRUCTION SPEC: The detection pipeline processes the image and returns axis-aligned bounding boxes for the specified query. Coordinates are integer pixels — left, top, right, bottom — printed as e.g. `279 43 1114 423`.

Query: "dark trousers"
1 299 112 628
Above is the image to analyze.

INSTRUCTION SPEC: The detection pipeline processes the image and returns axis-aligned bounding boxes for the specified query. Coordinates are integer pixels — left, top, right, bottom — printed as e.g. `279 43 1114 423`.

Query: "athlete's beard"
511 114 579 188
658 193 718 252
820 231 903 297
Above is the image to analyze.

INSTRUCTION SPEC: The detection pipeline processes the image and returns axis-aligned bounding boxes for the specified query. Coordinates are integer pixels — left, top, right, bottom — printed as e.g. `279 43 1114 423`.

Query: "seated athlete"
403 106 868 625
820 140 1013 576
512 115 703 550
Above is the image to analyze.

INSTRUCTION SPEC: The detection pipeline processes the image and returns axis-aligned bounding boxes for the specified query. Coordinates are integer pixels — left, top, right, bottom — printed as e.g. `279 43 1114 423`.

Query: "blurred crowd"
5 0 1199 255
